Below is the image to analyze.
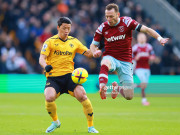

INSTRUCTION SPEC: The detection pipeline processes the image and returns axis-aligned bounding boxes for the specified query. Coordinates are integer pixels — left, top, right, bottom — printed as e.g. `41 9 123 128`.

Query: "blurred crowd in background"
0 0 180 75
167 0 180 12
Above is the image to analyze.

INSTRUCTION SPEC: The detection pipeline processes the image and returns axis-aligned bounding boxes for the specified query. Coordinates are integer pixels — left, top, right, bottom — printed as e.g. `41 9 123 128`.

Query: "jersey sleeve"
131 19 140 31
132 45 138 59
122 16 140 31
148 44 155 55
40 38 51 56
91 23 104 46
75 38 88 54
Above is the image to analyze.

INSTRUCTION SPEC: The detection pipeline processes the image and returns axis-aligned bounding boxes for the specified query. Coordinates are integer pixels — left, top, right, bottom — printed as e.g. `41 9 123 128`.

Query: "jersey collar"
59 37 68 42
108 18 120 26
138 43 146 47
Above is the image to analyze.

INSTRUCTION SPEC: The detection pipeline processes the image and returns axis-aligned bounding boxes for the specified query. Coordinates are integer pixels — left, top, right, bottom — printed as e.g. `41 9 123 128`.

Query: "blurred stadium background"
1 0 180 75
0 0 180 135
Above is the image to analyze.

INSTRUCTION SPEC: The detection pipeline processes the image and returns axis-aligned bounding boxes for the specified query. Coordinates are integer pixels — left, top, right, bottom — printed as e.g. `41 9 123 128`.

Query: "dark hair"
106 3 119 12
57 17 72 27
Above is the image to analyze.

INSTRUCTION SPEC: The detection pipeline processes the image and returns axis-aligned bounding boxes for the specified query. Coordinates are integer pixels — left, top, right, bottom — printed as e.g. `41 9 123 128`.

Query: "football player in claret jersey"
133 33 155 106
39 17 98 133
90 3 169 100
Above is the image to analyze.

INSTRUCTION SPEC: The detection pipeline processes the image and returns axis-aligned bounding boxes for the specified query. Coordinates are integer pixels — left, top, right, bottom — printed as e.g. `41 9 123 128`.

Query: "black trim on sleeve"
82 51 86 55
98 39 104 50
136 24 142 32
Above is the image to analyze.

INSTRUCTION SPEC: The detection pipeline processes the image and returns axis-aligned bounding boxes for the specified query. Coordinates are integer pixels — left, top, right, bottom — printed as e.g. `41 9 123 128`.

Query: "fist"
93 50 102 58
45 65 53 72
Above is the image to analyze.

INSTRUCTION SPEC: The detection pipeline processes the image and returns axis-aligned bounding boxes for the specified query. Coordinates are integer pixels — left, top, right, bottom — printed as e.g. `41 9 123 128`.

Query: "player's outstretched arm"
39 54 53 72
83 49 93 58
140 25 169 46
90 44 102 58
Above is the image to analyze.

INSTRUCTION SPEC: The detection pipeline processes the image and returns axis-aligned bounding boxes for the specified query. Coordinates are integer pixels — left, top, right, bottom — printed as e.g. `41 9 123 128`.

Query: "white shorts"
135 68 150 83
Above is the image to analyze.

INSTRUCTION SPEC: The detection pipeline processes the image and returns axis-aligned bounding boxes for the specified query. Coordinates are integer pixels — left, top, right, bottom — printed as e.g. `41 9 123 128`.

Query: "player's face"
105 9 119 26
137 33 147 44
58 23 71 39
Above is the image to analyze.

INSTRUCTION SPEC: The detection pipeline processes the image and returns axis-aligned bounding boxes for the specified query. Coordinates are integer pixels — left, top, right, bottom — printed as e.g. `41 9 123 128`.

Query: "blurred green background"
0 74 180 94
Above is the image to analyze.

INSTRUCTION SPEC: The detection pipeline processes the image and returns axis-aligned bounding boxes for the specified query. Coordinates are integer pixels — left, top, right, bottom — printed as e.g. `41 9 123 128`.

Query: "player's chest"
137 47 149 53
103 25 130 39
51 41 77 55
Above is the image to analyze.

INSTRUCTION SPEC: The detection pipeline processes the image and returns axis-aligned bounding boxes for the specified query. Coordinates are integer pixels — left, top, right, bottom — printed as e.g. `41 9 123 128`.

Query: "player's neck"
139 43 146 47
58 34 68 41
108 18 120 26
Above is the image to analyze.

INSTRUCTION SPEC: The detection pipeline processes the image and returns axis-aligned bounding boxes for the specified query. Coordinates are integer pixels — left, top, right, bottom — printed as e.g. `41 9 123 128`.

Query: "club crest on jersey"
69 43 74 48
119 26 124 32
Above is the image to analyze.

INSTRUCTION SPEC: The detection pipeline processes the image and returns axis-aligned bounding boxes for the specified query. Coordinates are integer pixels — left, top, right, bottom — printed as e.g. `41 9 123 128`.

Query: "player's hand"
159 38 169 46
93 50 102 58
45 65 53 72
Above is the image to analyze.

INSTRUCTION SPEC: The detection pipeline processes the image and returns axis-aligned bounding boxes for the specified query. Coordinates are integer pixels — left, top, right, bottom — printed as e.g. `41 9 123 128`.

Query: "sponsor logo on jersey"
55 43 59 46
106 34 126 42
54 50 72 55
43 44 48 49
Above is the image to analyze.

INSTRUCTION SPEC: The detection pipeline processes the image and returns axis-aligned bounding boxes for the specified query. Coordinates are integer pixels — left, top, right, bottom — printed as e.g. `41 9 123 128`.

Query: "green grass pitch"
0 93 180 135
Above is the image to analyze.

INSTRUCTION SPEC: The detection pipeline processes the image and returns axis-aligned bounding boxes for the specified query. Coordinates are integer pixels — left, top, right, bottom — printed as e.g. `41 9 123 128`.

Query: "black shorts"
45 73 79 95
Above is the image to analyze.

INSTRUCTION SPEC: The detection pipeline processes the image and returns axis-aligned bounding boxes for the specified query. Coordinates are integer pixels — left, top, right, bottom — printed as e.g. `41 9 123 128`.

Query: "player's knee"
80 94 88 102
141 83 147 89
76 93 87 102
125 95 133 100
74 86 87 102
123 87 134 100
45 95 56 102
101 59 111 68
77 90 87 102
44 88 56 102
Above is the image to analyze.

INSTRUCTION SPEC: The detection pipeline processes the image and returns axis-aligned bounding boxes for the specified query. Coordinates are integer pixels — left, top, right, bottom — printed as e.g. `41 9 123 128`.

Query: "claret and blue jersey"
92 16 140 62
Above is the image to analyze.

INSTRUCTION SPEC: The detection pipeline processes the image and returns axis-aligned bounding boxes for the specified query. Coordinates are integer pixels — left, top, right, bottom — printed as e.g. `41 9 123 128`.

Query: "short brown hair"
106 3 119 12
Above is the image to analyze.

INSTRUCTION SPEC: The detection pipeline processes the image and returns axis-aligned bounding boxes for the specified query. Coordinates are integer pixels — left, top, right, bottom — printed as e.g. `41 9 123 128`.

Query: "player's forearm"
141 25 161 40
84 50 93 58
146 28 161 39
39 55 47 69
90 44 98 53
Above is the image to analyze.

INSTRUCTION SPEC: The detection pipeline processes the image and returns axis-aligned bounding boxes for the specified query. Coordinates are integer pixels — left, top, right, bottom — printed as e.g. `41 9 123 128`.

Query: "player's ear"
118 12 120 17
57 26 60 31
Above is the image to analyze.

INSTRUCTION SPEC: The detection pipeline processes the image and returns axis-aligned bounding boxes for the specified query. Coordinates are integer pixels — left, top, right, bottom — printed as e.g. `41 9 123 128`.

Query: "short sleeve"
40 39 51 56
132 44 138 53
122 16 140 31
148 44 155 55
130 19 140 31
132 44 138 58
92 23 104 46
75 39 88 54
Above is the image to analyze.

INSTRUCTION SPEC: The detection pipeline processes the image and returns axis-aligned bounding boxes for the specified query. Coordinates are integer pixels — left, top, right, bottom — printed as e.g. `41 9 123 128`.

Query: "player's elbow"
39 55 45 67
39 57 42 65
